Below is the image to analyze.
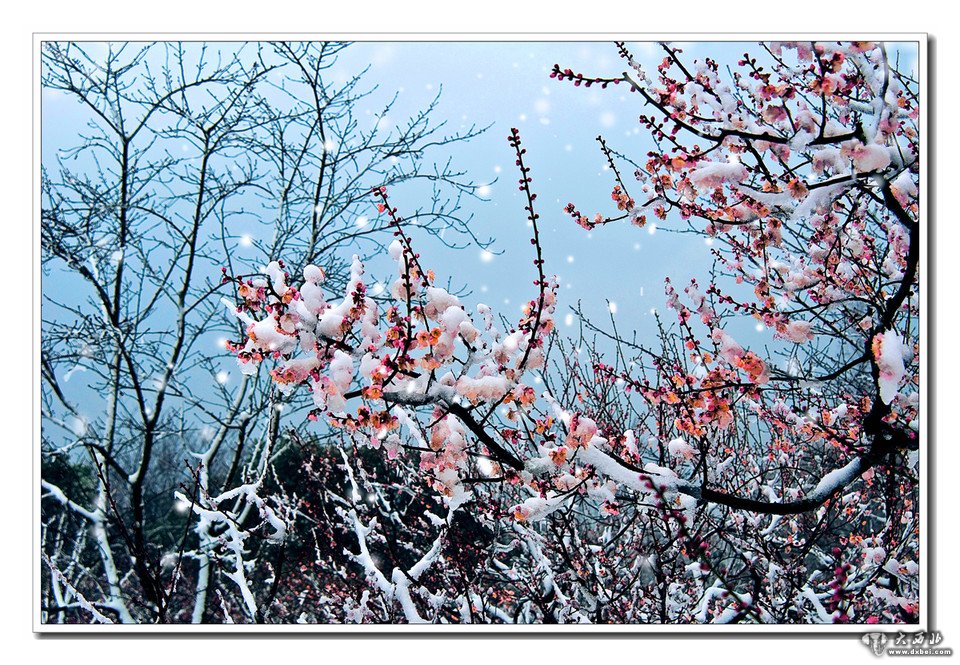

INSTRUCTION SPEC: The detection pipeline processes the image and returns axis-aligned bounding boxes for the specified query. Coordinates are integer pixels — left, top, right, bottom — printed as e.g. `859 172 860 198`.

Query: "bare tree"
40 41 487 623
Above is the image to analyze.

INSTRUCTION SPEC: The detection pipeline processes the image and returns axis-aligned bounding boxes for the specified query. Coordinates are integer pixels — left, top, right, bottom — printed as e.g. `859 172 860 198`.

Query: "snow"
781 320 814 343
423 287 460 319
807 458 865 504
303 264 325 284
328 350 355 393
687 161 749 190
712 328 744 363
513 494 568 522
873 330 907 404
850 143 892 172
668 437 696 461
455 375 511 402
388 239 404 261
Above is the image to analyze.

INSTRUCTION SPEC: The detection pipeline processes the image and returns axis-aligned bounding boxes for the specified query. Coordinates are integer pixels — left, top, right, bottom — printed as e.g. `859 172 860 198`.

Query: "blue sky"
309 41 917 346
42 40 920 407
295 42 756 340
